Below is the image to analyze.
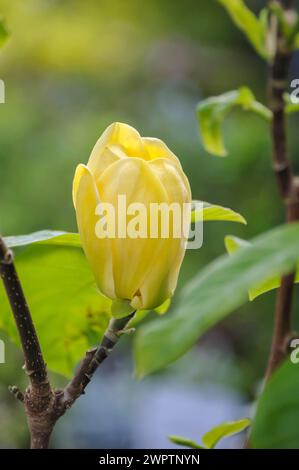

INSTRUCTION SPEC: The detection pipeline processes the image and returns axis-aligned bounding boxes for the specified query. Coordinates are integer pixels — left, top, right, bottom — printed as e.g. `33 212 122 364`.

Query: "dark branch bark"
63 312 135 406
0 235 135 448
0 237 49 389
265 0 299 380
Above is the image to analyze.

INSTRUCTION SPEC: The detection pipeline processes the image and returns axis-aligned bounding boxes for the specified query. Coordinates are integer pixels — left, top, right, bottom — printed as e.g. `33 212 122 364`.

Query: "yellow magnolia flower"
73 122 191 313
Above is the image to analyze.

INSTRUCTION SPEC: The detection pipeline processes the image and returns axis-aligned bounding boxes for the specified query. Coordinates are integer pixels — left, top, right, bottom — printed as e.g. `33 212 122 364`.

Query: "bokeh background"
0 0 299 449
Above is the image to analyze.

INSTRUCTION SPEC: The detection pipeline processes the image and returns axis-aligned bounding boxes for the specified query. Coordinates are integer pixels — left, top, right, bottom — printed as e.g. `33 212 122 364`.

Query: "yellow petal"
133 158 191 309
88 122 149 179
142 137 182 168
97 157 169 305
73 164 115 299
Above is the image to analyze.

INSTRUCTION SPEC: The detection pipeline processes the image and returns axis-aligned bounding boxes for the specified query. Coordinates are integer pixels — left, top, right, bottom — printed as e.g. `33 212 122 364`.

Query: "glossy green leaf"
168 435 204 449
0 18 9 48
4 230 81 248
192 201 246 225
250 361 299 448
202 418 250 449
0 244 112 377
217 0 268 59
197 87 272 157
134 223 299 377
225 235 299 300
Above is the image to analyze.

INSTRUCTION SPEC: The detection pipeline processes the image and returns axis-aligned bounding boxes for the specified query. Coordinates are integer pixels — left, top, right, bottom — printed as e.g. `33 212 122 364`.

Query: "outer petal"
97 157 169 306
142 137 182 168
87 122 149 179
131 158 191 309
73 164 115 299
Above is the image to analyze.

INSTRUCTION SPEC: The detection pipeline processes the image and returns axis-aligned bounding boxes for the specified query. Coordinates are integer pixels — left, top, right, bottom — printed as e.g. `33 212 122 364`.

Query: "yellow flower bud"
73 122 191 312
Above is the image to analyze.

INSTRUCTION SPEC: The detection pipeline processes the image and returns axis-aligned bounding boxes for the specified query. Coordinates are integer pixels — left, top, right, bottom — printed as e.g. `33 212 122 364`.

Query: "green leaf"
169 418 250 449
134 223 299 377
202 418 250 449
225 235 299 300
217 0 268 59
0 18 9 48
0 244 112 377
4 230 81 248
197 87 272 157
250 361 299 448
192 201 246 225
168 435 204 449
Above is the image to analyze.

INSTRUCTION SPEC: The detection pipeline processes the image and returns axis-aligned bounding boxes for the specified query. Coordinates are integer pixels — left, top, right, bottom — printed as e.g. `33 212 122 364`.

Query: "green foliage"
0 244 112 377
193 201 246 224
168 435 204 449
269 1 299 49
250 361 299 448
169 418 250 449
217 0 269 59
0 18 9 48
4 230 80 248
225 235 299 300
202 418 250 448
197 87 271 157
134 223 299 377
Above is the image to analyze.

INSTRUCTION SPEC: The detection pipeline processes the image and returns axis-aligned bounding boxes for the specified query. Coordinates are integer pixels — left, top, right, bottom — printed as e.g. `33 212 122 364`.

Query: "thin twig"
63 312 135 406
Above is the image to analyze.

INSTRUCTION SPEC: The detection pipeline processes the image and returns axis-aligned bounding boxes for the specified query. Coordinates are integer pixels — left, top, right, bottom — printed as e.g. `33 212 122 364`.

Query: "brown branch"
265 0 299 380
63 312 135 406
0 237 49 388
0 234 136 448
0 236 54 448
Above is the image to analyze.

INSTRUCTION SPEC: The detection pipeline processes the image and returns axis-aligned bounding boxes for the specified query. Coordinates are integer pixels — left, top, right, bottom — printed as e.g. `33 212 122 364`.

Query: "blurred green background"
0 0 299 449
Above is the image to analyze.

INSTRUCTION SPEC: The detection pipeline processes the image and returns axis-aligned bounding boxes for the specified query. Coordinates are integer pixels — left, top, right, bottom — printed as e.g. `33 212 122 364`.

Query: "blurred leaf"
250 361 299 448
193 201 246 224
168 435 204 449
197 87 272 157
269 1 299 47
134 223 299 377
0 18 9 48
225 235 299 300
0 244 112 377
169 418 250 449
202 418 250 449
217 0 268 59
